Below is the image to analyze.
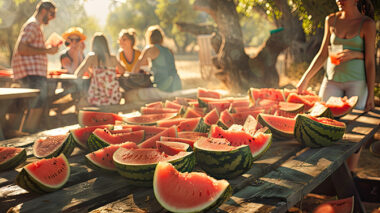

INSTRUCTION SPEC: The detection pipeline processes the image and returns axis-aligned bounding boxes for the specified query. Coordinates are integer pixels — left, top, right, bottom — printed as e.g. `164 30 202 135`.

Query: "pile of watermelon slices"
1 87 356 212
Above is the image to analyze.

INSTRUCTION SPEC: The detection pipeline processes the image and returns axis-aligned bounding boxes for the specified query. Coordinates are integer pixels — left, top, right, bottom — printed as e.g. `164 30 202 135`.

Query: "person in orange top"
118 28 141 72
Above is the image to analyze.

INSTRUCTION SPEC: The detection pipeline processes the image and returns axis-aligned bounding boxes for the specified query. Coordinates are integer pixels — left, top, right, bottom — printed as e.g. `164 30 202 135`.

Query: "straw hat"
62 27 86 41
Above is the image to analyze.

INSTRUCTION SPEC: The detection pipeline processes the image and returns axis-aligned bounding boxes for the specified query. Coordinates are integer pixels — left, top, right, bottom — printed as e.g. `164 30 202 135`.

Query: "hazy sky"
83 0 126 27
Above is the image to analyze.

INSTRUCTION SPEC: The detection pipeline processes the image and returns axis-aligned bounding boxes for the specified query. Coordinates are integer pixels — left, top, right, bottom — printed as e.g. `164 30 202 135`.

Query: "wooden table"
0 88 40 140
0 108 379 213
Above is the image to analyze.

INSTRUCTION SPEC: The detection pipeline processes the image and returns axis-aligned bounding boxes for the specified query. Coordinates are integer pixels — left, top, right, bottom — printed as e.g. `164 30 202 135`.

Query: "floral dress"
87 67 121 106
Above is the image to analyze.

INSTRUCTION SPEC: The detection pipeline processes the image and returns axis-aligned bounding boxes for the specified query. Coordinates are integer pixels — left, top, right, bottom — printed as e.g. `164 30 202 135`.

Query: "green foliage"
105 0 160 49
155 0 201 52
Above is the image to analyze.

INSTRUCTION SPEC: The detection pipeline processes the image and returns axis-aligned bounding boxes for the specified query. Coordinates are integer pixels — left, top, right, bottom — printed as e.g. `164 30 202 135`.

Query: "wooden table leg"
330 161 366 213
0 100 13 140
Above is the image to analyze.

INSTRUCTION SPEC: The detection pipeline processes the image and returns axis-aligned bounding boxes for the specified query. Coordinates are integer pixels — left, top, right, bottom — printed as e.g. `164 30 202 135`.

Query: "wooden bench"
1 108 379 213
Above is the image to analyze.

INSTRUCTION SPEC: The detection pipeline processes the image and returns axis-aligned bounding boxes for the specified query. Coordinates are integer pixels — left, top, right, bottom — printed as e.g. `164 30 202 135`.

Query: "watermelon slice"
177 117 210 133
194 137 253 179
210 125 272 159
121 125 166 139
177 131 208 140
140 107 179 114
153 162 232 212
15 154 70 193
0 147 27 171
145 101 163 108
69 125 113 150
156 118 186 127
78 111 123 126
309 102 333 118
164 100 183 110
257 113 295 139
203 108 219 125
139 126 177 148
33 134 75 158
287 93 320 110
114 148 195 186
313 196 354 213
124 113 177 125
160 136 196 148
231 110 264 125
88 129 144 151
249 88 285 102
197 88 222 99
85 142 137 171
156 141 191 155
325 96 358 118
183 107 203 118
217 110 234 129
278 101 304 113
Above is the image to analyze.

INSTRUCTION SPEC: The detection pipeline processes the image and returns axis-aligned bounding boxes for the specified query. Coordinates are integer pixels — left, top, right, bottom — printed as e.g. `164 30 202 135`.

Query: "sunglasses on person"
68 38 81 42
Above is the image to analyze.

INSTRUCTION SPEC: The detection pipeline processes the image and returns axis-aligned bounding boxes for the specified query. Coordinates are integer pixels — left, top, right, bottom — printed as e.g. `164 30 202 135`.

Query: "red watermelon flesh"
0 147 25 165
183 108 202 118
177 132 208 140
249 88 285 101
160 136 196 148
194 138 236 151
178 118 201 132
307 115 346 127
204 108 219 125
122 125 166 139
231 110 264 125
114 148 168 164
157 118 186 127
78 111 123 126
275 110 298 118
325 96 358 117
219 110 234 128
164 100 183 110
70 125 113 149
85 142 137 171
24 154 70 189
197 88 222 99
33 134 70 158
211 126 272 158
258 114 296 134
145 101 163 108
154 162 231 212
313 196 353 213
93 129 145 144
139 126 177 148
124 113 177 125
283 88 316 98
287 93 320 110
140 107 179 114
258 99 279 107
156 141 190 155
278 101 304 112
206 101 231 113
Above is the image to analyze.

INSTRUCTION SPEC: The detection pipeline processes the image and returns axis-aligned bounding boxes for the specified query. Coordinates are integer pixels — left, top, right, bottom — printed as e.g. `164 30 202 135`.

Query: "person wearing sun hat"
60 27 86 74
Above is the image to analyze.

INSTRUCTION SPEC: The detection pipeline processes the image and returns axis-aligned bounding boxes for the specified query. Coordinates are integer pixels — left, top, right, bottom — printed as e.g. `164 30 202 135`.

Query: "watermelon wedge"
69 125 113 150
153 162 232 212
156 141 191 155
257 113 295 139
15 154 70 193
78 111 123 126
123 113 177 125
325 96 358 118
0 147 27 171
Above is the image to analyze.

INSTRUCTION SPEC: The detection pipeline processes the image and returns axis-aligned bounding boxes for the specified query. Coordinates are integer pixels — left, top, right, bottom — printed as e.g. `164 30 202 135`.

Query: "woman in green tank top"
132 25 182 92
297 0 376 112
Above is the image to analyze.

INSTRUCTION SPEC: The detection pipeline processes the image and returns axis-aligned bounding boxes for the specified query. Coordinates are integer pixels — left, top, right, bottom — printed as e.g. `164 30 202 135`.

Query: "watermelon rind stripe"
0 148 26 171
216 120 229 130
251 133 272 160
194 117 211 133
114 151 195 187
33 135 76 159
294 115 345 148
194 142 253 179
257 114 294 139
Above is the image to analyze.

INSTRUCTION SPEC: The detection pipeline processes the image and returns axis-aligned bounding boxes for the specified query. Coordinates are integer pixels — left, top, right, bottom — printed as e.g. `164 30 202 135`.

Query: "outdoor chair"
197 34 217 80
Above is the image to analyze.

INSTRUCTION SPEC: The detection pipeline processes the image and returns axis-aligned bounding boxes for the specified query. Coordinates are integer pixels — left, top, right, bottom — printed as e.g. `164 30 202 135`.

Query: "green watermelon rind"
15 154 70 193
294 114 346 148
85 152 117 172
257 114 294 139
0 148 27 171
153 162 232 213
113 150 195 187
193 117 211 133
308 102 334 118
194 141 253 179
69 125 114 150
87 130 145 152
251 133 272 160
33 135 76 159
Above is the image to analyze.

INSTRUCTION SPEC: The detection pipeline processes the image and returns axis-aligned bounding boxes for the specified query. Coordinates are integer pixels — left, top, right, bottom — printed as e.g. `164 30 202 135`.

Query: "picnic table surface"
0 88 40 100
0 107 379 213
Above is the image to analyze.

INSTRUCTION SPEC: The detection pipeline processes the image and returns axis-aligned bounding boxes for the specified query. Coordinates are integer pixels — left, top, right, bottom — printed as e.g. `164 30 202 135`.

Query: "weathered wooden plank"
0 124 79 147
218 134 366 213
6 175 138 213
90 141 303 213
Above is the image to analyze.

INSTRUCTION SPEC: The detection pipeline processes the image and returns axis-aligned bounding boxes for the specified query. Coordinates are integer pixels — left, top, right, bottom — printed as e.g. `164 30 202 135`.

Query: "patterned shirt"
12 17 47 80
